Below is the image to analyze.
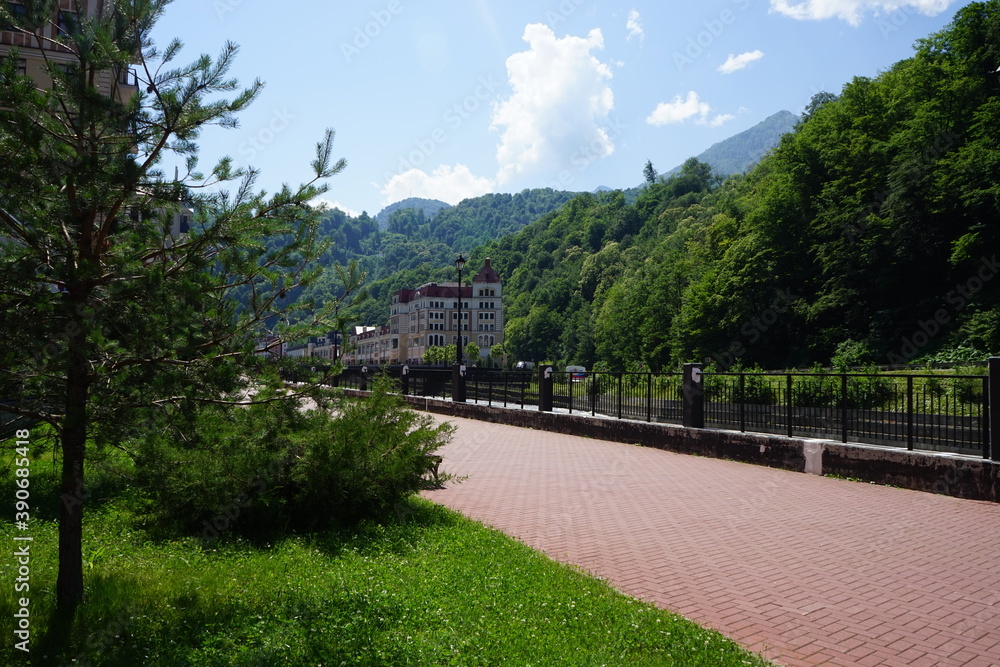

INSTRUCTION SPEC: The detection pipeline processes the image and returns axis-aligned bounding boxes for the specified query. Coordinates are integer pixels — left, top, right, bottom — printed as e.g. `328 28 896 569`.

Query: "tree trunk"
56 340 89 613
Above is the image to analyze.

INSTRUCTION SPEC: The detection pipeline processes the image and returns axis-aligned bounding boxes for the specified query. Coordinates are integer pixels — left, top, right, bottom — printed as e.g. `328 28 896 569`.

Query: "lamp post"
454 254 466 365
453 255 467 403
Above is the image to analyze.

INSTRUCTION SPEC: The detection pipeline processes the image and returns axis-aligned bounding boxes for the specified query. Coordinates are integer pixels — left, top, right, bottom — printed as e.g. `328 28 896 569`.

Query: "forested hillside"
299 188 580 326
374 197 451 227
472 1 1000 370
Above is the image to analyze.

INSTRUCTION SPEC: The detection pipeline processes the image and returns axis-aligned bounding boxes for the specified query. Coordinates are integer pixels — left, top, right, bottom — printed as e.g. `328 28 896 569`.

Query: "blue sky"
150 0 967 217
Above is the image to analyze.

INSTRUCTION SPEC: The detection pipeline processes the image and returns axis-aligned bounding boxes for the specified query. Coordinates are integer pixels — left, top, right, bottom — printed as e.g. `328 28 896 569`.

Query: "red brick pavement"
421 414 1000 667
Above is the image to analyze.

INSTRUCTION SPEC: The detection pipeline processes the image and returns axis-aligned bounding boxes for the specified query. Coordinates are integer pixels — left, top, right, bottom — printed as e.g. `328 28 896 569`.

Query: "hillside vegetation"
469 1 1000 371
296 189 579 326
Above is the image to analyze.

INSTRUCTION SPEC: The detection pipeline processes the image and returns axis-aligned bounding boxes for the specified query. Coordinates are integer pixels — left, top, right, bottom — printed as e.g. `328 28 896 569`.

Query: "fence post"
646 374 652 422
738 373 746 433
617 373 623 420
841 374 848 443
990 357 999 462
682 363 705 429
907 376 914 451
590 375 597 416
539 366 554 412
786 374 794 438
452 363 467 403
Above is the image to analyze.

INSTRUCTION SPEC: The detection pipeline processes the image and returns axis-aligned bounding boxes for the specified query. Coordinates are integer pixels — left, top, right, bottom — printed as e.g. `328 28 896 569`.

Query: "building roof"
473 257 501 284
392 259 501 302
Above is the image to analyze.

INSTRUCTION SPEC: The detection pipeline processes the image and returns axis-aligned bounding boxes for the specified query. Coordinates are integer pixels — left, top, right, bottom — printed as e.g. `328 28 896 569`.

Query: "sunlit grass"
0 447 770 666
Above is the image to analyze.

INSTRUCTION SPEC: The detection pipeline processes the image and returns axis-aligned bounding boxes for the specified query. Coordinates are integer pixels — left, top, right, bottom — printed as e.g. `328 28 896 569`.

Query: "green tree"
0 0 360 612
464 341 480 364
643 159 657 185
801 91 838 121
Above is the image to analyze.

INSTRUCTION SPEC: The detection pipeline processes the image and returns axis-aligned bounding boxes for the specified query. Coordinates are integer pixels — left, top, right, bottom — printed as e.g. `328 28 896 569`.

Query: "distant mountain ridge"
663 110 798 177
374 112 798 221
375 197 451 227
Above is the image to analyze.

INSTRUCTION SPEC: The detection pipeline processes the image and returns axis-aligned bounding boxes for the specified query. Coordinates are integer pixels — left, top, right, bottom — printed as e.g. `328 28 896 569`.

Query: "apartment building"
283 259 503 366
378 258 504 366
1 1 139 103
281 332 342 361
351 325 392 365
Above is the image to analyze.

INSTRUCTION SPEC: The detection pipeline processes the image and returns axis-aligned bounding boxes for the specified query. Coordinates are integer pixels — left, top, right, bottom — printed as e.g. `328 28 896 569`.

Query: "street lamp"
454 255 466 365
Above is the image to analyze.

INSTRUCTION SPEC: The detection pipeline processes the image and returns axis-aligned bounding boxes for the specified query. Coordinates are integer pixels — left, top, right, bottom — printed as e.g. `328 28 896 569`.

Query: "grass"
0 448 771 666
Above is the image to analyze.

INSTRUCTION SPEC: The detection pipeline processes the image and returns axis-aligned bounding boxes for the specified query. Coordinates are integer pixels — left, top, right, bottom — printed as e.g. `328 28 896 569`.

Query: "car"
515 361 535 371
565 365 587 382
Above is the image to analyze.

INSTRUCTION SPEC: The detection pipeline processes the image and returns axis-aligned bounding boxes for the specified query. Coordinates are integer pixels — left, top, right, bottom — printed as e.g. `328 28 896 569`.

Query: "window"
57 10 73 37
3 3 26 31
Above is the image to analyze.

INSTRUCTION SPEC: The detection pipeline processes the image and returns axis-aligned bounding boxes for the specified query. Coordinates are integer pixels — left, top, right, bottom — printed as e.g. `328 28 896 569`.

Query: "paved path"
421 414 1000 666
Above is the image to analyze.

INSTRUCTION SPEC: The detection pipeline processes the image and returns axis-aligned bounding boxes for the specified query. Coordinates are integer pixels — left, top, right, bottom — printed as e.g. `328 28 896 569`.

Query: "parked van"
565 365 587 382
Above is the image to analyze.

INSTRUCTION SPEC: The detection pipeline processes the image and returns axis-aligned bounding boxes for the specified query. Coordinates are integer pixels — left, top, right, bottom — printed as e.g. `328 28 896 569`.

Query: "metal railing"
702 371 989 457
280 363 995 459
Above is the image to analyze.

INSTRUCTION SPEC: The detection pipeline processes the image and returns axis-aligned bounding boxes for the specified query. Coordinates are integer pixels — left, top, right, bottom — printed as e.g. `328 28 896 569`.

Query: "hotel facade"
343 258 504 366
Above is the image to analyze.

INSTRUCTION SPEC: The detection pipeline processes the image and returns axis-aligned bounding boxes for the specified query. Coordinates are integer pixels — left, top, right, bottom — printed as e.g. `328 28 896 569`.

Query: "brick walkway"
421 414 1000 666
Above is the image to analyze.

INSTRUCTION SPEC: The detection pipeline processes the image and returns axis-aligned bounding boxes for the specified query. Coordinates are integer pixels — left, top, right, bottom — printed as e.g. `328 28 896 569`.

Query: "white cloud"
626 10 644 42
380 164 493 206
770 0 953 25
646 91 711 125
310 199 361 218
491 24 616 185
718 50 764 74
710 114 736 127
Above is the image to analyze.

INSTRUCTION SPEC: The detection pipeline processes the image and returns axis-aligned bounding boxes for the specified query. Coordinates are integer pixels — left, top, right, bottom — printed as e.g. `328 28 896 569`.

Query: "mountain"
375 197 451 227
663 110 799 178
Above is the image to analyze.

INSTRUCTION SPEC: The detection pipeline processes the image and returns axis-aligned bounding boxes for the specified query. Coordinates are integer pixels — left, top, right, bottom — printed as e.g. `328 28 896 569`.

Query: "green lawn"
1 451 770 666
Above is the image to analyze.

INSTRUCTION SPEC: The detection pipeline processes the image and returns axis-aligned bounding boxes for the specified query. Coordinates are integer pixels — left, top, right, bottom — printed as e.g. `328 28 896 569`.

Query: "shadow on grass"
0 446 140 525
303 496 460 561
25 568 418 666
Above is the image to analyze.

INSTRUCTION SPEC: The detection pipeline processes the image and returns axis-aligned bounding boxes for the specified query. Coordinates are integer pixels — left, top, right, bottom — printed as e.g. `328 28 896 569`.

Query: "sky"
149 0 969 217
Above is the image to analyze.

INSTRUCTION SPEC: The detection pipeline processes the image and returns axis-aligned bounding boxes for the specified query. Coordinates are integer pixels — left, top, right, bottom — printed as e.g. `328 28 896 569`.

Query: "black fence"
281 362 997 459
702 371 989 457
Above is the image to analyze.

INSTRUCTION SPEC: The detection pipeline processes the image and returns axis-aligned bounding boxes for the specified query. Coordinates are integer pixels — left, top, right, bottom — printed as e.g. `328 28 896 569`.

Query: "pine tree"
0 0 360 612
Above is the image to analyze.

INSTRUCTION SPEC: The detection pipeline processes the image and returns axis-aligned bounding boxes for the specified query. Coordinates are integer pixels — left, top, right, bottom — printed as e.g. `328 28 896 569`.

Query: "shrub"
127 377 454 538
846 372 894 409
288 376 455 528
128 396 304 538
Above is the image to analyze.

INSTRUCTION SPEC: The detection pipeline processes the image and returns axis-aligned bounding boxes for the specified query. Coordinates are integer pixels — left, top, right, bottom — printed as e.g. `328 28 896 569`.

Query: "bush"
846 373 893 409
129 397 303 538
127 377 454 538
289 376 455 528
